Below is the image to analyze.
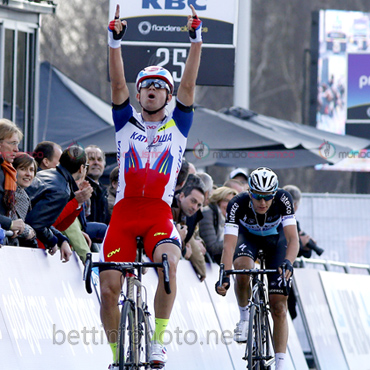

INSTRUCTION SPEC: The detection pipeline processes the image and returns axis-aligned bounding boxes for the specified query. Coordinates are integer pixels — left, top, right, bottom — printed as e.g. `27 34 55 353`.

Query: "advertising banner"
294 269 348 370
320 271 370 370
346 52 370 122
108 0 237 86
122 45 235 86
314 10 370 134
109 0 236 45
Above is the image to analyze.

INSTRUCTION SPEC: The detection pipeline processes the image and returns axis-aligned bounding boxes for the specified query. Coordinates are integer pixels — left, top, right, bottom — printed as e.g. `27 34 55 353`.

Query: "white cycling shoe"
233 319 249 343
149 341 167 368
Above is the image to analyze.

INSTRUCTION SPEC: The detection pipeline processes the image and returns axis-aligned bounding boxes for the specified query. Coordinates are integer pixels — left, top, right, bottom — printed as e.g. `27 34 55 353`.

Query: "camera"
306 238 324 256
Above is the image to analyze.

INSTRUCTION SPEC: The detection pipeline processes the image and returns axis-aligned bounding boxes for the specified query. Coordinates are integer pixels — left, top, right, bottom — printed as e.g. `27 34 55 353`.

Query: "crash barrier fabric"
294 269 370 370
0 247 308 369
299 193 370 266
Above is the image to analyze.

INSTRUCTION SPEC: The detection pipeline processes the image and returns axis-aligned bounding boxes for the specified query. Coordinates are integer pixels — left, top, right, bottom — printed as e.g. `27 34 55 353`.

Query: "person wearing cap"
229 167 249 190
101 4 202 369
216 167 299 370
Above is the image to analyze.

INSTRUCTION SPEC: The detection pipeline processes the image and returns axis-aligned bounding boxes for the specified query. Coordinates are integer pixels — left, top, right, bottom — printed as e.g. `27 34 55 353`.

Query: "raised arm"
108 4 129 105
177 4 203 107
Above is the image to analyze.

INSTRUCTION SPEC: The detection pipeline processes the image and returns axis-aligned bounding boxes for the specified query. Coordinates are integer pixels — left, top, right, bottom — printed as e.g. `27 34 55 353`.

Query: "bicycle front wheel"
260 304 275 369
247 303 266 370
137 307 151 368
118 302 137 370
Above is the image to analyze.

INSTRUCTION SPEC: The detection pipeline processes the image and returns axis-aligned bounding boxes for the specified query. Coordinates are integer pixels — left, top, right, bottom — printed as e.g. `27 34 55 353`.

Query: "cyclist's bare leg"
100 269 123 343
233 256 254 306
152 242 181 319
269 293 289 353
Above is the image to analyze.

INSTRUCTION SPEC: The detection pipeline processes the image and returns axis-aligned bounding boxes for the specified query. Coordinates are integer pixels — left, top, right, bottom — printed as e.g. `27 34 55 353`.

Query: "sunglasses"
249 191 275 201
139 78 169 91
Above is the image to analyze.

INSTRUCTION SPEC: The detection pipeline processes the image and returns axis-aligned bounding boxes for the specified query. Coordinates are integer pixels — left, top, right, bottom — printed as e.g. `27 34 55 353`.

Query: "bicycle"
217 250 287 370
83 237 171 370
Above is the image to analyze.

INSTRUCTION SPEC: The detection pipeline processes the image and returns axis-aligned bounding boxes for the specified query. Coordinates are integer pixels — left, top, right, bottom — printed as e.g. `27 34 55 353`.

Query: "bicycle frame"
217 250 287 370
83 239 171 370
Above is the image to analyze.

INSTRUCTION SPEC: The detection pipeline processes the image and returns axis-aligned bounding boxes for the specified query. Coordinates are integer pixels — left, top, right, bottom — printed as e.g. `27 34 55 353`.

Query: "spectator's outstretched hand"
75 181 93 205
60 241 72 263
11 219 25 234
48 245 58 256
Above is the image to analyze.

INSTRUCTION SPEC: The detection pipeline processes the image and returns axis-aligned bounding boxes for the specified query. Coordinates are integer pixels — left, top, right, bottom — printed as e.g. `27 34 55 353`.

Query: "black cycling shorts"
233 229 292 295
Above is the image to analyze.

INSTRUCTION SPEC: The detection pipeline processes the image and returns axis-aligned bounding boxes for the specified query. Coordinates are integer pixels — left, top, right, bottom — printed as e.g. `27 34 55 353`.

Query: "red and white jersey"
112 98 193 207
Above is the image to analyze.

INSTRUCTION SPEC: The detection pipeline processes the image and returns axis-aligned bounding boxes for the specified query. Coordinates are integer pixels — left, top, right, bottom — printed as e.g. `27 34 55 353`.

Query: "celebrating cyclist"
101 4 202 370
216 167 299 370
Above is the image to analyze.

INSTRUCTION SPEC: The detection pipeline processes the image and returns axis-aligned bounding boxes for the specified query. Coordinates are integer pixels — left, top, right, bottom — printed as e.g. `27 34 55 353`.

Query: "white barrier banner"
320 271 370 370
0 247 110 370
294 269 348 370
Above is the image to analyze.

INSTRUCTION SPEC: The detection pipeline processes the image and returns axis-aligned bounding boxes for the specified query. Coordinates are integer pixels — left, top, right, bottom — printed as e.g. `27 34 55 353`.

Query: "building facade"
0 0 55 151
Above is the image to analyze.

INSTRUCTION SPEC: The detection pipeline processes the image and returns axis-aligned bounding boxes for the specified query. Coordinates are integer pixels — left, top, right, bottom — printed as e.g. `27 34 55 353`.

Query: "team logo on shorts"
107 248 121 258
154 232 168 237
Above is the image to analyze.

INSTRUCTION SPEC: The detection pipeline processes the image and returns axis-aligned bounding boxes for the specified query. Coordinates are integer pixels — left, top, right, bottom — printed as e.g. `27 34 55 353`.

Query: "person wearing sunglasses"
216 167 299 370
103 4 202 370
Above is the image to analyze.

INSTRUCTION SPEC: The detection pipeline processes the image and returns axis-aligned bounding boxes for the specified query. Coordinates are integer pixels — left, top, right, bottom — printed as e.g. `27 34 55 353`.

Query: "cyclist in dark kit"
216 167 299 370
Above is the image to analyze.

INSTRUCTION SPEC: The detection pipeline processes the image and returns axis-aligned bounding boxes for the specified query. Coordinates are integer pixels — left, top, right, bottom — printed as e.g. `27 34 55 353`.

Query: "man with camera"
282 185 324 258
282 185 324 320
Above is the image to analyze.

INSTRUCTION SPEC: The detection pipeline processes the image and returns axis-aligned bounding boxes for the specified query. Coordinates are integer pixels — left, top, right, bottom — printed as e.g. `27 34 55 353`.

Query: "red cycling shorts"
100 197 181 262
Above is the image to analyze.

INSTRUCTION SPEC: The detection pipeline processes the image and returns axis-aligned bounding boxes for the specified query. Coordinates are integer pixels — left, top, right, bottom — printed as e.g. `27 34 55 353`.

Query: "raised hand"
108 4 127 48
187 4 202 43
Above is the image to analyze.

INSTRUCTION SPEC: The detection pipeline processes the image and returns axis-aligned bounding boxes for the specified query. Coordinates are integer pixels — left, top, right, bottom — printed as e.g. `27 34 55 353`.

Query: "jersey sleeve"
112 98 133 132
172 99 194 138
277 190 297 227
224 196 240 236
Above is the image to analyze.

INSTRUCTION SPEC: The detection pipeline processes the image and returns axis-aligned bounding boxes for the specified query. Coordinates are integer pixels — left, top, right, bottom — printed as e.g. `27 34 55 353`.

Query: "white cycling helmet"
136 66 174 94
248 167 278 193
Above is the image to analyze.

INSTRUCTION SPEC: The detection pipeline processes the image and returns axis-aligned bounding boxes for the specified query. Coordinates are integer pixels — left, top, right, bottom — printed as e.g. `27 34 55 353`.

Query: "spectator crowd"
0 118 314 280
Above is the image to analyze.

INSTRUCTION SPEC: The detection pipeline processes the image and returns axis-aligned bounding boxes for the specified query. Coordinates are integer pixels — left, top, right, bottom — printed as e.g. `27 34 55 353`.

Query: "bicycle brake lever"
83 253 93 294
162 253 171 295
217 263 225 289
281 266 288 296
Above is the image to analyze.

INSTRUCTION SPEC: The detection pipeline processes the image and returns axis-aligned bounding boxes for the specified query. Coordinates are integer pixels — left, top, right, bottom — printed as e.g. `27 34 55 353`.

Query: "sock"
109 342 118 363
239 305 249 321
152 318 169 345
275 352 286 370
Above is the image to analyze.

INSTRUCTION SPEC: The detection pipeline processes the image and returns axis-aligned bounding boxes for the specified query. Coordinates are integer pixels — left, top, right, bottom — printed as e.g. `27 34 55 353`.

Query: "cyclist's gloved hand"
108 5 127 48
279 259 294 276
188 5 202 43
215 276 230 295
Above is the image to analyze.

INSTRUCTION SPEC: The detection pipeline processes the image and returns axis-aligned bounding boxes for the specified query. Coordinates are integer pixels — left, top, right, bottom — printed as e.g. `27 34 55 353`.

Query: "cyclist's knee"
234 256 253 270
269 296 288 318
153 242 181 265
100 274 121 305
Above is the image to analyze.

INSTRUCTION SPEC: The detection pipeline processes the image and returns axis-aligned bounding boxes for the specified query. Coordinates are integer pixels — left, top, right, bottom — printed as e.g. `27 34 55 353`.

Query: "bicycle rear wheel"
119 302 137 370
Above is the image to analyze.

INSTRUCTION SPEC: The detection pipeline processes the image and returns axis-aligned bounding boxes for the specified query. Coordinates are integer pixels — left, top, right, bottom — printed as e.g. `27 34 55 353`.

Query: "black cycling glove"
215 276 230 293
280 259 294 276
